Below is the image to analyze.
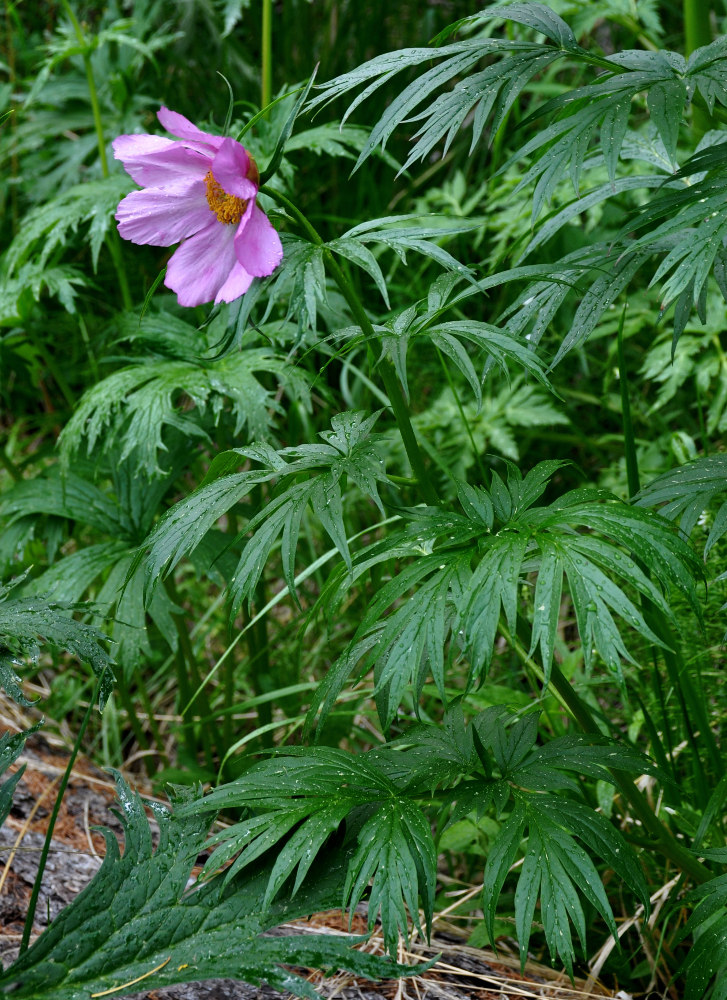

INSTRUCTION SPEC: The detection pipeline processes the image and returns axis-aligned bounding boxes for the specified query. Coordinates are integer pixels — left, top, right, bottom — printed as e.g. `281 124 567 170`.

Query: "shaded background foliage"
2 1 727 998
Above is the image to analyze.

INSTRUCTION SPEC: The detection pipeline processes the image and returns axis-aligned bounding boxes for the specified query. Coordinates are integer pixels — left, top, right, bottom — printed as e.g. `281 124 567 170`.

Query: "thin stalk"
20 670 107 953
181 515 403 715
261 0 273 109
548 662 709 882
684 0 715 135
29 334 76 410
505 623 709 882
131 673 167 763
618 311 719 794
4 0 18 234
0 448 21 481
617 310 639 500
261 186 439 505
61 0 132 311
618 313 677 774
165 579 216 771
435 345 489 487
249 483 273 747
115 680 153 775
77 313 100 383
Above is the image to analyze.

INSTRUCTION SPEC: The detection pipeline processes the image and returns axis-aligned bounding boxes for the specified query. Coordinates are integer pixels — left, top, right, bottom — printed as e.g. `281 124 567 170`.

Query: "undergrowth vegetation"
2 0 727 996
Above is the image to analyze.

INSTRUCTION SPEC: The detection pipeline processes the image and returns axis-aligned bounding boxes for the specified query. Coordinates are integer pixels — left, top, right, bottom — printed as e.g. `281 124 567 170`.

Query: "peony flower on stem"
113 107 283 308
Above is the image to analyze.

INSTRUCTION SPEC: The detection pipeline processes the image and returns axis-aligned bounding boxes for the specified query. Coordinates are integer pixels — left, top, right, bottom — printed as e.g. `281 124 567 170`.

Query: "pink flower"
113 107 283 307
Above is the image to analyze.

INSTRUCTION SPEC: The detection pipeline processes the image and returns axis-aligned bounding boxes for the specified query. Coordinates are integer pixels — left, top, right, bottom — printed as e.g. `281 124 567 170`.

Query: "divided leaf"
307 462 703 731
0 577 114 707
182 747 437 954
637 454 727 558
0 775 423 1000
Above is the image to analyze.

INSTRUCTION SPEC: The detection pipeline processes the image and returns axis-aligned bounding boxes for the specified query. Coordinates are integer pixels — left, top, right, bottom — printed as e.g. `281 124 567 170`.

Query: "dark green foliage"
0 775 425 1000
0 576 113 707
638 454 727 557
183 707 652 971
0 726 39 828
2 2 727 997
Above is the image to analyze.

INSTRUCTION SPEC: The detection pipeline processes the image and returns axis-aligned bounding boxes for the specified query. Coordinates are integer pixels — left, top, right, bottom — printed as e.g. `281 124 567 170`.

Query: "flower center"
204 171 247 225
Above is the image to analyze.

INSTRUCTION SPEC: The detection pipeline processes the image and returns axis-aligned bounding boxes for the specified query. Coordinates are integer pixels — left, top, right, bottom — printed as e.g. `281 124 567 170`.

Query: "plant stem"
20 669 107 954
261 0 273 109
684 0 715 135
0 447 21 481
165 579 216 771
435 345 489 487
506 622 710 883
618 313 720 796
617 310 639 501
61 0 132 312
547 662 709 883
261 186 440 505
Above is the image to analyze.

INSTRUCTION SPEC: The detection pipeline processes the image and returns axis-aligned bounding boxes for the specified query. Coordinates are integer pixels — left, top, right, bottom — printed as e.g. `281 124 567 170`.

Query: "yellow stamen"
204 171 247 225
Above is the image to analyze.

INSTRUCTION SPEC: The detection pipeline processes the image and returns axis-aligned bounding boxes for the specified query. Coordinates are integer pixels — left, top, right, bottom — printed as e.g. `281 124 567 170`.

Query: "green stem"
115 679 157 777
261 0 273 109
165 579 216 771
0 447 21 481
507 623 710 883
261 186 439 505
435 345 489 487
4 0 18 235
20 669 107 953
618 313 720 794
548 662 709 882
62 0 132 311
684 0 715 135
617 308 640 500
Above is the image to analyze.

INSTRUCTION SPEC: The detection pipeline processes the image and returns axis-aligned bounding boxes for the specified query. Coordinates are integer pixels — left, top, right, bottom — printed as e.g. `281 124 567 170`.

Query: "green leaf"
637 454 727 558
342 216 476 278
0 577 114 707
183 748 436 956
0 263 87 324
0 775 424 999
260 66 318 185
687 35 727 114
679 868 727 1000
476 2 579 50
4 175 132 274
646 78 686 162
60 347 308 476
482 802 526 945
345 799 437 954
141 412 389 614
534 797 649 912
328 236 390 307
0 470 124 537
0 725 39 828
485 791 639 978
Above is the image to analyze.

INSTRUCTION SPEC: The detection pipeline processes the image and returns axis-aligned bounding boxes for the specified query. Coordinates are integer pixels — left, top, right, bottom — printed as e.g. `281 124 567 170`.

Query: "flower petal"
165 220 238 307
113 134 210 186
211 138 257 200
215 262 254 303
116 178 212 246
234 204 284 277
157 107 224 151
